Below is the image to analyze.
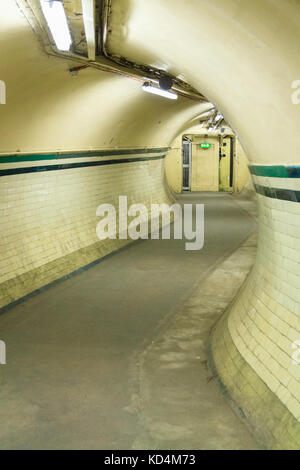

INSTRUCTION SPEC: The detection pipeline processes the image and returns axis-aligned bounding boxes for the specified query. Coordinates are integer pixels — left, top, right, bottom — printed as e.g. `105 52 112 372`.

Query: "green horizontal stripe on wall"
0 147 169 164
0 155 166 177
254 183 300 202
249 165 300 178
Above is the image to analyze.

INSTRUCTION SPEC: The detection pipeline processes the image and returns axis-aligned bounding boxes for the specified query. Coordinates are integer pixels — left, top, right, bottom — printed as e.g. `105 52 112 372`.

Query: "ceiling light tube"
40 0 72 51
215 114 224 122
142 83 178 100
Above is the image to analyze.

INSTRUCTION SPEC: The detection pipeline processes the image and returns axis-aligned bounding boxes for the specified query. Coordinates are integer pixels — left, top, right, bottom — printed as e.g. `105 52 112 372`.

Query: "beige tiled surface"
228 194 300 419
214 191 300 447
212 311 300 449
0 158 173 309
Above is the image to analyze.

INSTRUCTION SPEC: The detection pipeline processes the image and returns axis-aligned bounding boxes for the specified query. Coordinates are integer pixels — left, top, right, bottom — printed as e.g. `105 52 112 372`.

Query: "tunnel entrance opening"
175 131 248 194
166 119 251 196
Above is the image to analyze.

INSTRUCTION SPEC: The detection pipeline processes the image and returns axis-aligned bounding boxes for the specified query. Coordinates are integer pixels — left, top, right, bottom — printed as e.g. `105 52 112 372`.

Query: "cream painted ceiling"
1 0 300 163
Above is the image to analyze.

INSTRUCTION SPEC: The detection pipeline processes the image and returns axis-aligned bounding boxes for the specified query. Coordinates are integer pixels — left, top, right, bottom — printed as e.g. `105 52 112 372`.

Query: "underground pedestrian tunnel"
0 0 299 450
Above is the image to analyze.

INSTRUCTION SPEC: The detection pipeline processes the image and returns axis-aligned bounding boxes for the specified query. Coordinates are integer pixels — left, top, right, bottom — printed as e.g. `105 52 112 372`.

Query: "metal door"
182 141 191 191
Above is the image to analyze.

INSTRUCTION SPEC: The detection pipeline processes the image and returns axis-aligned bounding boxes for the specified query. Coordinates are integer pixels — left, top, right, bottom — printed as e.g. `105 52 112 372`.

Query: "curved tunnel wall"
0 150 173 309
212 173 300 448
0 0 299 449
0 2 208 309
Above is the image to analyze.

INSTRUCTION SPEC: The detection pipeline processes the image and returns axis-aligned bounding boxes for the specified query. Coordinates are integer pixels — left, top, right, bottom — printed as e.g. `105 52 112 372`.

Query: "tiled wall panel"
0 149 172 310
212 164 300 449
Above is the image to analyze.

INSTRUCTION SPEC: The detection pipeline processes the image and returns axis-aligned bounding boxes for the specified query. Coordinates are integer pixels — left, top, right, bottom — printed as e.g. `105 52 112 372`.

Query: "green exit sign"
200 143 211 149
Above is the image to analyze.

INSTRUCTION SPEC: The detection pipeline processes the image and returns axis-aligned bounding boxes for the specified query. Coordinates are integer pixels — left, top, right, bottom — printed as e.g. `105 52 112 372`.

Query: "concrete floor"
134 231 260 450
0 193 258 449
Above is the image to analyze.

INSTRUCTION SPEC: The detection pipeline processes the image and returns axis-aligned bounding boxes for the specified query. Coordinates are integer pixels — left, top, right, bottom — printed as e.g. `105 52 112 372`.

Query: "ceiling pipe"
98 0 206 101
16 0 207 101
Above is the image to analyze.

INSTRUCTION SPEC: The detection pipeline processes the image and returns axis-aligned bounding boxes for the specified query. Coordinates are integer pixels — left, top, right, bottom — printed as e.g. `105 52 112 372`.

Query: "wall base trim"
0 238 134 316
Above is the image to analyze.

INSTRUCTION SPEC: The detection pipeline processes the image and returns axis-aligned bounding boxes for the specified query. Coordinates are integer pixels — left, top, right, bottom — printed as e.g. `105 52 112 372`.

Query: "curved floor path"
0 193 258 449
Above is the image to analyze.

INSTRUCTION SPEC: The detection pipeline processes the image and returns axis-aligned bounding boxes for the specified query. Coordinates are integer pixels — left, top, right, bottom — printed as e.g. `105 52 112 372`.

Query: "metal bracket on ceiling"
98 0 205 101
15 0 207 101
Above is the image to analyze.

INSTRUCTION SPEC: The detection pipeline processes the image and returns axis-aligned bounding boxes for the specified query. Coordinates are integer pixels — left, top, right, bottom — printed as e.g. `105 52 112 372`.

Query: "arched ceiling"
106 0 300 163
1 0 300 163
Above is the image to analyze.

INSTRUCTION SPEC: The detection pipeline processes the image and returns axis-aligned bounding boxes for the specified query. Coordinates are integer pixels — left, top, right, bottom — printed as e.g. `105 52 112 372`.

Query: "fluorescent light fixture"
215 114 223 122
40 0 72 51
142 83 178 100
